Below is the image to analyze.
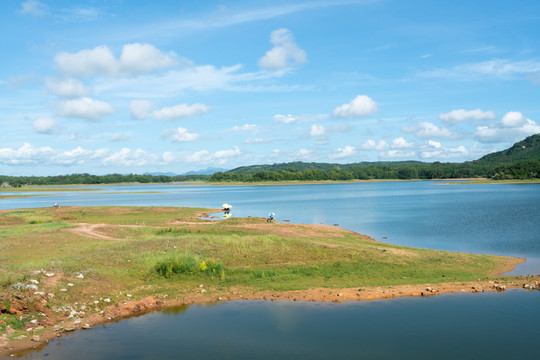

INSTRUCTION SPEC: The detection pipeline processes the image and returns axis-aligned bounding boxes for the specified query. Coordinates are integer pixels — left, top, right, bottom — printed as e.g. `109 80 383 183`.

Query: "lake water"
21 290 540 360
2 181 539 359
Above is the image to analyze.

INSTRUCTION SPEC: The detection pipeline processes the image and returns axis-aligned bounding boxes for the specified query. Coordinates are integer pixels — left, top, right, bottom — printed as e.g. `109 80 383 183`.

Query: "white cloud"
128 100 155 120
102 148 158 167
310 124 326 137
55 43 177 77
297 149 312 158
0 143 54 165
419 141 469 159
501 111 526 127
379 150 416 159
162 127 199 142
475 112 540 143
391 137 415 149
152 103 209 121
119 43 177 74
402 122 454 139
185 150 211 163
258 28 307 71
0 143 109 166
439 109 496 123
333 95 378 118
245 137 272 144
57 97 115 121
361 139 388 151
329 146 356 159
20 0 48 16
212 146 241 165
421 59 540 80
273 114 298 124
33 118 60 134
230 124 258 132
46 78 88 98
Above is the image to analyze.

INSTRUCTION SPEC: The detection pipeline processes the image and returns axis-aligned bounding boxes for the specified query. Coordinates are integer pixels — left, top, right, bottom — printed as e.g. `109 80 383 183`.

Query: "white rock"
94 301 99 304
104 298 111 303
60 288 68 292
68 283 74 287
127 294 132 298
29 279 39 284
201 289 207 294
45 273 55 277
76 274 84 279
199 284 204 288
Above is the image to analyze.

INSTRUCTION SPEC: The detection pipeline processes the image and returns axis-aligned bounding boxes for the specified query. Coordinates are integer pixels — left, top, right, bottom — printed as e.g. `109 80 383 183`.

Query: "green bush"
154 254 225 279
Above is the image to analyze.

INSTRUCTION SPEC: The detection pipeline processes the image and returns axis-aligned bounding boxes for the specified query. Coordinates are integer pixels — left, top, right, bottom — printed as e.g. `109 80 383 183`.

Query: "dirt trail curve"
64 223 125 240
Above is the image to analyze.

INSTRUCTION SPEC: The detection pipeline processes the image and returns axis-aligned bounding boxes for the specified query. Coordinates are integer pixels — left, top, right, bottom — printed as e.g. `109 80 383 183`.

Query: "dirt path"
64 223 146 241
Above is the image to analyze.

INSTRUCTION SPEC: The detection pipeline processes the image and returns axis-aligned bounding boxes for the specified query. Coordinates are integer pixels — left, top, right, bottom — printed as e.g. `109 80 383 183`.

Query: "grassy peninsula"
1 206 536 356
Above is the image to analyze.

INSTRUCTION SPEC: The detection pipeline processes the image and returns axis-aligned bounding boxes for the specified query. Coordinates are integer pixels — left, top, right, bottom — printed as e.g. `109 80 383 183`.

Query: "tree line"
210 161 540 182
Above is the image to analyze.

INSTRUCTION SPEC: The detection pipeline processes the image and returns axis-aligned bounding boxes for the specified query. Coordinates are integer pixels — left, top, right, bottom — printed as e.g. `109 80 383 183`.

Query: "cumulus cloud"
161 127 199 142
475 111 540 143
229 124 258 132
57 97 115 121
19 0 48 16
273 114 298 124
419 141 469 159
128 100 155 120
102 148 158 167
310 124 326 137
33 118 60 134
129 101 208 121
258 28 307 71
109 132 130 142
391 137 415 149
361 139 388 151
185 150 211 163
0 143 109 166
439 109 496 123
152 103 209 121
46 78 88 98
54 43 177 77
329 146 356 159
297 149 312 158
212 146 241 165
333 95 378 118
501 111 526 127
379 150 416 159
402 122 454 139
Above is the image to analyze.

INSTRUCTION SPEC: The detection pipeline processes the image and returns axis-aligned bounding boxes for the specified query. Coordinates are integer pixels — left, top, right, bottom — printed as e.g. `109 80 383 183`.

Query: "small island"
1 206 538 357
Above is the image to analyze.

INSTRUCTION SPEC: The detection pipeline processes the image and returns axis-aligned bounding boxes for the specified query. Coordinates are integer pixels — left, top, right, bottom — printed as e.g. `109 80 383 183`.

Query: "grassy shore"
0 206 536 356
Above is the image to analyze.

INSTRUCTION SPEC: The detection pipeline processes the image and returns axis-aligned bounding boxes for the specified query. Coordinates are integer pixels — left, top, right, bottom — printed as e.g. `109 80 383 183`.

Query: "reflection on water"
23 290 540 360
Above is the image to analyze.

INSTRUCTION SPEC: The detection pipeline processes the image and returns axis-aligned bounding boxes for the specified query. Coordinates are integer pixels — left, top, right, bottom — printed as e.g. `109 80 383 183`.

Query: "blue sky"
1 0 540 176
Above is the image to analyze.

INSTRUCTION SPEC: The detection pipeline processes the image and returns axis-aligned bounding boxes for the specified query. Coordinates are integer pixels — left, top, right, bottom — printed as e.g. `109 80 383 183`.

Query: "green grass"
0 206 519 319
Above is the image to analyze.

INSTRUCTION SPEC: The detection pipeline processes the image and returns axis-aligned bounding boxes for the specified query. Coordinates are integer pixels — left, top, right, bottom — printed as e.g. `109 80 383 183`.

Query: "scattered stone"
76 274 84 279
127 294 132 298
218 297 222 301
68 283 74 287
60 288 68 292
11 283 38 291
426 287 432 292
33 292 45 296
29 279 39 285
30 319 38 324
83 324 91 329
199 284 204 288
103 298 111 303
94 301 99 304
30 335 40 342
337 293 343 297
45 273 55 277
201 289 207 294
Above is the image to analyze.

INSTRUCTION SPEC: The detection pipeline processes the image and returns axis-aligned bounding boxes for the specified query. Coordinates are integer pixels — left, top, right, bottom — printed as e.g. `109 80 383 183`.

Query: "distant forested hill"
474 134 540 164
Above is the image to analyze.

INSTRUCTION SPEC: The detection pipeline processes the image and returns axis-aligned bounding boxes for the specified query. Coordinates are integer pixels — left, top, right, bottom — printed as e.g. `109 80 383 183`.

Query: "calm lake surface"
2 181 539 359
22 291 540 360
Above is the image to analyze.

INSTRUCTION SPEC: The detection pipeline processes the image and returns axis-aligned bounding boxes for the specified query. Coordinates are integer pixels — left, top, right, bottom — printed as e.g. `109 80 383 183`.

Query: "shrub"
154 254 225 279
